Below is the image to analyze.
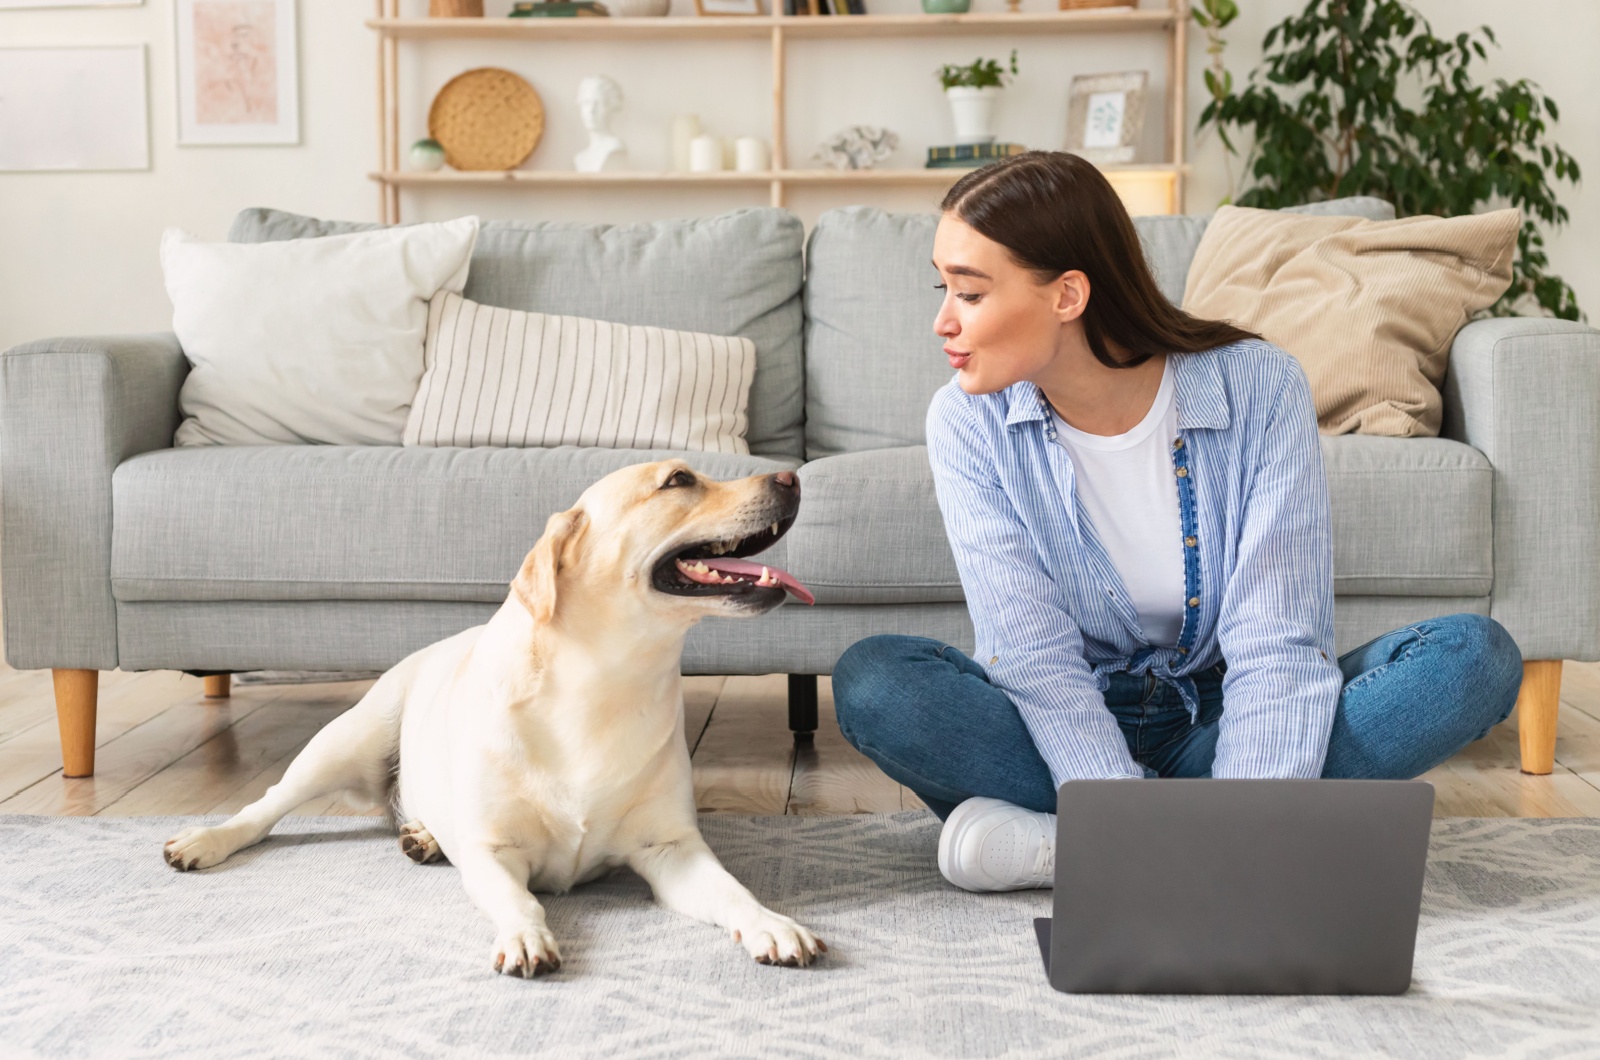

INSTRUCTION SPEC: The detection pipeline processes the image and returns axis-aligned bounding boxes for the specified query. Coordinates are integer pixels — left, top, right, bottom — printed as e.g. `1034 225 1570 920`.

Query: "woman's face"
931 213 1080 396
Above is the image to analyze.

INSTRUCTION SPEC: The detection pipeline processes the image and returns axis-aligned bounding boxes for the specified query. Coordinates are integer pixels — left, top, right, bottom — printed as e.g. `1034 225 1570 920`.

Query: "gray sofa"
4 200 1596 778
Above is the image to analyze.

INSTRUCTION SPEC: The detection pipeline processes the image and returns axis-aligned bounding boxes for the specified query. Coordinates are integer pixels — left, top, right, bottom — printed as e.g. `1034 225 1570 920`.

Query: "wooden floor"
2 663 1599 818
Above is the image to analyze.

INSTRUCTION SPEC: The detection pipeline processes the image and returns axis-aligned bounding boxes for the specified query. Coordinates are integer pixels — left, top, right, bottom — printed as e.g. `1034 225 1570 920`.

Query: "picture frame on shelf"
1065 70 1147 164
695 0 763 14
175 0 300 146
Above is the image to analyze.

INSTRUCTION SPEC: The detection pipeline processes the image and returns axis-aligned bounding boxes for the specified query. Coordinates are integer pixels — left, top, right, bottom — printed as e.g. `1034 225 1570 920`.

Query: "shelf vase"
921 0 972 11
945 86 1000 145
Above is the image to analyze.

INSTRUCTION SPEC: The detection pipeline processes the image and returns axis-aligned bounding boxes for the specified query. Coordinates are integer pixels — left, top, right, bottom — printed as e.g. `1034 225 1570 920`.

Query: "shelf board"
371 164 1182 186
366 9 1175 41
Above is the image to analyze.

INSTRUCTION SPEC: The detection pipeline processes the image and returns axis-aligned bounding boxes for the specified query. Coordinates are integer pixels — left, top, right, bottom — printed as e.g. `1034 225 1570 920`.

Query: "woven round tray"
428 67 544 171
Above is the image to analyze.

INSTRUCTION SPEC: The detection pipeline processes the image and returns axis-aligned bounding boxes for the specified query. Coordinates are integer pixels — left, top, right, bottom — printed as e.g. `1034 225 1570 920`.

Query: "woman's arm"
1213 362 1343 778
926 384 1143 785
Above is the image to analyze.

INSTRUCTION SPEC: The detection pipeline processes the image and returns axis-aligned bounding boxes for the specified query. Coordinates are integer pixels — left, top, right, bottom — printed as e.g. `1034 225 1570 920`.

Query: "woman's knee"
832 635 944 744
1428 613 1524 727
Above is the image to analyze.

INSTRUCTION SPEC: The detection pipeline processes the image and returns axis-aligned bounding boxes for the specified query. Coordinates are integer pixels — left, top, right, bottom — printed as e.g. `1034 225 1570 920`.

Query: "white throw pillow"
163 217 480 446
403 292 757 454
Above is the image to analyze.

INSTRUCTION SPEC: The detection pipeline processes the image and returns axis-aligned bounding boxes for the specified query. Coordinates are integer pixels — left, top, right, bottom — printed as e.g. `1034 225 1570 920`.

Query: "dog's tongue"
695 557 815 605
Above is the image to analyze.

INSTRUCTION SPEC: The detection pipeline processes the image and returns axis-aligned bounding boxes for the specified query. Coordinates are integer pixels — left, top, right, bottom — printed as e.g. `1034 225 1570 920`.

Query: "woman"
831 152 1523 893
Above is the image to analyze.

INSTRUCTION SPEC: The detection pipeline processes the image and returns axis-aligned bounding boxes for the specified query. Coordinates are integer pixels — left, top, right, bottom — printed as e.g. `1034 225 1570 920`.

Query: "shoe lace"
1031 835 1055 880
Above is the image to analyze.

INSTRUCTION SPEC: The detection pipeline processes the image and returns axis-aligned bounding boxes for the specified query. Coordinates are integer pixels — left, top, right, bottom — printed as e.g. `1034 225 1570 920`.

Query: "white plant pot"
945 86 1000 146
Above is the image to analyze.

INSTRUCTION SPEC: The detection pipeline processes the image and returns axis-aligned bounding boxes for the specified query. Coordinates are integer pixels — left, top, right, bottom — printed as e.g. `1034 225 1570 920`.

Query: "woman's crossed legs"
833 613 1523 821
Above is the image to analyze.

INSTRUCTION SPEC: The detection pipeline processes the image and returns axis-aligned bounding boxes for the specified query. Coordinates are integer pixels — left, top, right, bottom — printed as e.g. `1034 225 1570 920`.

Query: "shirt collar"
1003 351 1232 432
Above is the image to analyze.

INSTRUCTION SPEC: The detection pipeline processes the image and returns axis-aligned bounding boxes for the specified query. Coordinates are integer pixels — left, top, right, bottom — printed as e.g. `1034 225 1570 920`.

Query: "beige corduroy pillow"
1181 205 1519 437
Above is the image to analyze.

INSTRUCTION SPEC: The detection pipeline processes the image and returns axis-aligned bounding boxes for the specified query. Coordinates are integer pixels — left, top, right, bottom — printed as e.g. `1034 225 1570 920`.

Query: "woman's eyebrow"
932 260 992 280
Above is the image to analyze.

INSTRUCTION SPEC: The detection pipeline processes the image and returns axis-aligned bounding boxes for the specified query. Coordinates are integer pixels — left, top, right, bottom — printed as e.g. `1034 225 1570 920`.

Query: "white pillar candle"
734 136 770 173
688 134 724 173
670 114 701 172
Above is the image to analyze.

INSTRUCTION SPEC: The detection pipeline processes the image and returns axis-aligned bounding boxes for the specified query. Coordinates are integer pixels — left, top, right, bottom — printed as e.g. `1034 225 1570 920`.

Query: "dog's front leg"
630 834 825 966
453 845 562 978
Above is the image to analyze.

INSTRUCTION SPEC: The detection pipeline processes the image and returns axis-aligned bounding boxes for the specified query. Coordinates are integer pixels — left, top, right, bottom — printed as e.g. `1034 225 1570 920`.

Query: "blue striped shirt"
925 340 1342 784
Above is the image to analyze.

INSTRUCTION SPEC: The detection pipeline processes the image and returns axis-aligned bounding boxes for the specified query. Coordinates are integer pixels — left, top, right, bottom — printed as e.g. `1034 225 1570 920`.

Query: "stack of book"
926 143 1027 168
784 0 866 14
509 0 609 16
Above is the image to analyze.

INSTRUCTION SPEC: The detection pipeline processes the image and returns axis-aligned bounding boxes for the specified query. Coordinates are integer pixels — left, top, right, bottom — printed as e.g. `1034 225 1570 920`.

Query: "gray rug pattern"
2 813 1599 1059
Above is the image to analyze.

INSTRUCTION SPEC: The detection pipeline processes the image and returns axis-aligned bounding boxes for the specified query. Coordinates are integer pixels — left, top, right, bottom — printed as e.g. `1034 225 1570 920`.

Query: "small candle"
688 134 724 173
734 137 770 173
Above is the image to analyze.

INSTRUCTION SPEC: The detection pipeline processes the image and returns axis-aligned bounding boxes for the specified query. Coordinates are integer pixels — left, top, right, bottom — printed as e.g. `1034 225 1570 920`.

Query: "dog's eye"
660 470 696 490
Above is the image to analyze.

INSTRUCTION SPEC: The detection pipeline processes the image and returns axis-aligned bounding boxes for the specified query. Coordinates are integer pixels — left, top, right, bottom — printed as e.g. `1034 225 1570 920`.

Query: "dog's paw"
163 826 237 872
731 910 827 968
398 820 444 864
491 924 562 979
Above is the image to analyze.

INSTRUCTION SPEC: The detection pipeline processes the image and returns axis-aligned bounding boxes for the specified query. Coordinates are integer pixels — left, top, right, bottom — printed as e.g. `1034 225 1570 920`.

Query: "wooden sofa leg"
52 669 99 779
1517 660 1562 776
203 674 232 699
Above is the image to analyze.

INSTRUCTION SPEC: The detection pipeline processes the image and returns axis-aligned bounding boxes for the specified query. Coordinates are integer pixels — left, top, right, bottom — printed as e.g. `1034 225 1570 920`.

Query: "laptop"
1033 779 1434 995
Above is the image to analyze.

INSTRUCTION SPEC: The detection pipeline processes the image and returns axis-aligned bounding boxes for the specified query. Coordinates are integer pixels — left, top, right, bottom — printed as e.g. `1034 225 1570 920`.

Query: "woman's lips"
945 347 971 370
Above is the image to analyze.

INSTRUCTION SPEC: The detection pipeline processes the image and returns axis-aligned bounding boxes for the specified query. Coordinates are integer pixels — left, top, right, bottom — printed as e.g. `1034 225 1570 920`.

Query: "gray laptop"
1034 779 1434 995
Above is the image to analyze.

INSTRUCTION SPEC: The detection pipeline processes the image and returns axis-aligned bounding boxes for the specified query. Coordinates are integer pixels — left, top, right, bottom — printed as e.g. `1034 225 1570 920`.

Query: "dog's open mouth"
652 516 815 605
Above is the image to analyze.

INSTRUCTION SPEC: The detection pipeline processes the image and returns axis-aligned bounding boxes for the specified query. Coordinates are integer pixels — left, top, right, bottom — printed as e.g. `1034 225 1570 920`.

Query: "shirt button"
1184 536 1197 548
1173 438 1185 450
1188 596 1200 607
1178 647 1189 654
1175 467 1189 478
990 655 999 665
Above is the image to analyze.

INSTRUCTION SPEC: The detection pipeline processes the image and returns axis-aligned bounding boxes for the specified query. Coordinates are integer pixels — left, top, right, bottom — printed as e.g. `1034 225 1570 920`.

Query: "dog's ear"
514 508 585 624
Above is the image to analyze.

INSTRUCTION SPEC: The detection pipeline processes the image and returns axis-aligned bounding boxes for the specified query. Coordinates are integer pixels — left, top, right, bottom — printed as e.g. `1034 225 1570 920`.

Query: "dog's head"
512 460 813 629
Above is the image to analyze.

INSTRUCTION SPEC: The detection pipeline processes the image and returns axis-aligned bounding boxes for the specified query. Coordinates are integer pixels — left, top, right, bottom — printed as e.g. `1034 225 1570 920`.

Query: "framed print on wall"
1065 70 1147 165
175 0 299 145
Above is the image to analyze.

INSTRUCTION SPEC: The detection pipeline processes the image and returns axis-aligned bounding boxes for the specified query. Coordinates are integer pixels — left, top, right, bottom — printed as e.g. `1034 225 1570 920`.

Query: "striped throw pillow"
403 292 758 453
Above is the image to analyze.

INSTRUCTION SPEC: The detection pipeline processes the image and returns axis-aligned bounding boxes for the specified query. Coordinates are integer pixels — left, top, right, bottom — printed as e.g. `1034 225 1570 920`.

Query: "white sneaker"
937 797 1057 892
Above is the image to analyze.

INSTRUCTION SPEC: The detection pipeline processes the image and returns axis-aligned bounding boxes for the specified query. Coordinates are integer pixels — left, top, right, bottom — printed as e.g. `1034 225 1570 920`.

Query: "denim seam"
1340 624 1429 698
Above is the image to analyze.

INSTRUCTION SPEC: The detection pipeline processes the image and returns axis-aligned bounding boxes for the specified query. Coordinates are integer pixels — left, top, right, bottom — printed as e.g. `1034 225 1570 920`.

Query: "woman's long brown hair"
941 151 1260 370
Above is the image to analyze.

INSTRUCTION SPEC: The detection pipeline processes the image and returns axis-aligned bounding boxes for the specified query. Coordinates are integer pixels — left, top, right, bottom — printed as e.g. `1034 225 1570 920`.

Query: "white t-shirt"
1051 359 1185 646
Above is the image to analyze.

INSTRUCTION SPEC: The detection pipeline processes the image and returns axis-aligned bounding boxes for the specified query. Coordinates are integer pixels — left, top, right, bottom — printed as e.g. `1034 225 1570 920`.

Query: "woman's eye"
957 293 982 304
933 283 947 291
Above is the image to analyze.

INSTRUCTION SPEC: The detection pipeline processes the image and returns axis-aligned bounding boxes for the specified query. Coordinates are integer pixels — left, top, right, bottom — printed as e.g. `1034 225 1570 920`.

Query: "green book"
509 1 609 15
927 142 1026 162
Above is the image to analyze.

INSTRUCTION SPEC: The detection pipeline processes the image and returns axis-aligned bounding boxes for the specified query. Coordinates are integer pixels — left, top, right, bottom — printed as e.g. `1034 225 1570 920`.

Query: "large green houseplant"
1193 0 1583 320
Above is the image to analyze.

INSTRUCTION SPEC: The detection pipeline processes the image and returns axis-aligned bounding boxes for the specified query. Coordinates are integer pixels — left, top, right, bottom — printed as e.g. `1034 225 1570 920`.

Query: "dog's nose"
772 470 799 493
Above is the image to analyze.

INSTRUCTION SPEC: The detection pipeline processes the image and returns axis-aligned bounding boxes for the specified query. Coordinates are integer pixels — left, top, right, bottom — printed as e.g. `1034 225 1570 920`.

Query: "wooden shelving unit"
369 1 1189 223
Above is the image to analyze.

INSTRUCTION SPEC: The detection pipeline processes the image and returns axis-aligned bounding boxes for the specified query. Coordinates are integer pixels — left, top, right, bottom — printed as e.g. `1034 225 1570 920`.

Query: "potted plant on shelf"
937 51 1019 146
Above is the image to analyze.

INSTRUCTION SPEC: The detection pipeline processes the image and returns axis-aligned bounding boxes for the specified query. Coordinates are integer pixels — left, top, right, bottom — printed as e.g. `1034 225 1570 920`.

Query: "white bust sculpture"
574 75 626 173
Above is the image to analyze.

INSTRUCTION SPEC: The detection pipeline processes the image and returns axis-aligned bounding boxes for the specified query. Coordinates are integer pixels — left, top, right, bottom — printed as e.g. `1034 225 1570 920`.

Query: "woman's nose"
934 306 959 339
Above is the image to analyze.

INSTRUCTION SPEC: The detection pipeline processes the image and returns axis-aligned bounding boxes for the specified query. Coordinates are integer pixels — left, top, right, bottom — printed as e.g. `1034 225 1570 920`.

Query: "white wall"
1 0 1594 352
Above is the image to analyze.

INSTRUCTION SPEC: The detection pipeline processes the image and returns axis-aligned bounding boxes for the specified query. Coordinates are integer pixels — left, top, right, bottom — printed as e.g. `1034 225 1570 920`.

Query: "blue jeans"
833 614 1523 820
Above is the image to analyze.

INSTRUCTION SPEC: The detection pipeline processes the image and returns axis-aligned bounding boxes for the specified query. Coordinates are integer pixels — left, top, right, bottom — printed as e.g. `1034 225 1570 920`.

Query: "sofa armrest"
1441 317 1600 661
0 335 187 670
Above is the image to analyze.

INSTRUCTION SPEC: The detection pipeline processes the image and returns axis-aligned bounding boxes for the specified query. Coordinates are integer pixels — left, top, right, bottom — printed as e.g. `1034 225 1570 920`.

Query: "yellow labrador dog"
163 460 824 977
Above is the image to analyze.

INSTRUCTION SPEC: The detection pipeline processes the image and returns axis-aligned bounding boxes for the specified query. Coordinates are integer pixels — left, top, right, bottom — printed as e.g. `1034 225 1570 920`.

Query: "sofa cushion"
802 197 1398 459
228 207 806 460
110 446 799 604
781 436 1490 605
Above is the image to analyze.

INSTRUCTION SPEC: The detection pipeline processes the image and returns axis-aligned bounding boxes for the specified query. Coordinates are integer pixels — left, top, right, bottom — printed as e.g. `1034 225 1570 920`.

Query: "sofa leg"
1517 660 1562 776
788 674 818 745
203 674 232 699
52 669 99 778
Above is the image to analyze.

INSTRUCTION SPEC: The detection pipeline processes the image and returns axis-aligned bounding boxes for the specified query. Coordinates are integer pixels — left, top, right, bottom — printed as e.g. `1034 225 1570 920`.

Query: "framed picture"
1065 71 1147 165
695 0 762 14
175 0 299 145
0 46 149 171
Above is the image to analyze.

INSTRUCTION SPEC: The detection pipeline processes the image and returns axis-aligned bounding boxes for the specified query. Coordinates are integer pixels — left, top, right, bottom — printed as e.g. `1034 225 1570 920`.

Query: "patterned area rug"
2 813 1598 1059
